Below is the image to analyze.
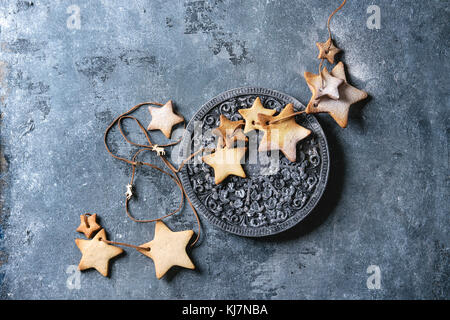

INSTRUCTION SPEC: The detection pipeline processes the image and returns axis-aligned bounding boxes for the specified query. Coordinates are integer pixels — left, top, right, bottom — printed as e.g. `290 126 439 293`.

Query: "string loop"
104 102 201 247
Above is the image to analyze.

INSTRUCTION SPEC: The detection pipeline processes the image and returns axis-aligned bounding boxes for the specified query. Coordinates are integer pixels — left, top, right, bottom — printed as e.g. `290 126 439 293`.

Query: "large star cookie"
202 146 247 184
305 62 368 128
238 97 276 133
257 103 311 162
147 100 184 138
75 229 123 277
137 221 195 279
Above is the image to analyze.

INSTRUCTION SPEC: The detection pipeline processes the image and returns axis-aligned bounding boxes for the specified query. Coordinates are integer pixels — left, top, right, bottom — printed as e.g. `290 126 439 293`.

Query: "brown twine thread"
268 111 306 125
99 238 150 251
327 0 347 41
253 110 307 127
104 102 202 247
320 0 347 70
317 0 347 94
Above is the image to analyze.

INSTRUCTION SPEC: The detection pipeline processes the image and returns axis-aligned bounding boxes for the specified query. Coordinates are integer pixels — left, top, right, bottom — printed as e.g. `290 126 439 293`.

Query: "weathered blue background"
0 0 448 299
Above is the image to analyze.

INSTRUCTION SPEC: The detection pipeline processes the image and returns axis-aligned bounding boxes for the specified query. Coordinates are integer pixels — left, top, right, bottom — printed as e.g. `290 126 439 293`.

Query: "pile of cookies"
303 3 367 128
202 97 312 184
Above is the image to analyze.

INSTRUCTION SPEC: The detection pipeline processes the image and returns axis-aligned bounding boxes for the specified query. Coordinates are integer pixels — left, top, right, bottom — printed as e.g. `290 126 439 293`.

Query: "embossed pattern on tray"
180 87 329 237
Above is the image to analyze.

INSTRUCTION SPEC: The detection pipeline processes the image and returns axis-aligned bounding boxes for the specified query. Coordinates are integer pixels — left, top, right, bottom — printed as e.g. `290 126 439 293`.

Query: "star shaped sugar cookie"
147 100 184 138
305 62 368 128
137 221 195 279
238 97 276 133
316 38 341 64
257 103 311 162
75 229 124 277
304 67 343 108
76 213 101 238
212 114 247 147
202 146 247 184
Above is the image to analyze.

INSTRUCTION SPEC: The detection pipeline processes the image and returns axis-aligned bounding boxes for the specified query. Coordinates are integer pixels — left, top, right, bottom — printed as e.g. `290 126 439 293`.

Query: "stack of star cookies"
202 114 248 184
202 97 312 184
304 39 368 128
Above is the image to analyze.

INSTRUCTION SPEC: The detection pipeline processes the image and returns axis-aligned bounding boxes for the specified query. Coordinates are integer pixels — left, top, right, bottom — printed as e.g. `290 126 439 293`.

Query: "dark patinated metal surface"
180 87 330 237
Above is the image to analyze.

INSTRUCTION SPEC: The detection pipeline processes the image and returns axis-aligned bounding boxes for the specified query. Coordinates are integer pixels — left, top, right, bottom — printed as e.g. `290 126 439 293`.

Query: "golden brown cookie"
147 100 184 138
211 114 247 147
316 38 341 64
75 229 124 277
202 146 247 184
304 67 343 108
76 213 101 239
257 103 311 162
305 62 368 128
238 97 276 133
137 221 195 279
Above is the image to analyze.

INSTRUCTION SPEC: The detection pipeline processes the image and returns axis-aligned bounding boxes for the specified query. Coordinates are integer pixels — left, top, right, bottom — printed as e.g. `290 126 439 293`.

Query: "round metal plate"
179 87 329 237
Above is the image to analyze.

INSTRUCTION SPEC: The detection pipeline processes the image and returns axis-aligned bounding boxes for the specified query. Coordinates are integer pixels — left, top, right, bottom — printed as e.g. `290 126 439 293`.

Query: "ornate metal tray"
179 87 329 237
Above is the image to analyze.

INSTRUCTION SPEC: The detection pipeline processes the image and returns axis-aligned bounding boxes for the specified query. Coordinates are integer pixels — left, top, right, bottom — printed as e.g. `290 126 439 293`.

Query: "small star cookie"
202 146 247 184
212 114 247 147
305 62 368 128
75 229 123 277
147 100 184 138
316 38 341 64
137 221 195 279
238 97 276 133
76 213 101 239
257 103 311 162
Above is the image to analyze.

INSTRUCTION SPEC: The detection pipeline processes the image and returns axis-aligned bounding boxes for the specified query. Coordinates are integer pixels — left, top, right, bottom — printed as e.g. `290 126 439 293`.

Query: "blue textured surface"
0 0 448 299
